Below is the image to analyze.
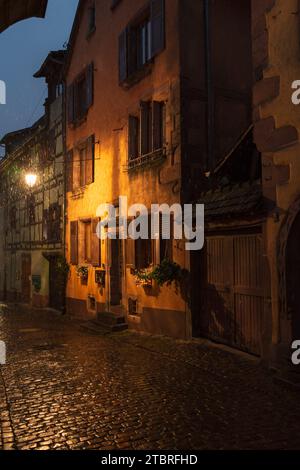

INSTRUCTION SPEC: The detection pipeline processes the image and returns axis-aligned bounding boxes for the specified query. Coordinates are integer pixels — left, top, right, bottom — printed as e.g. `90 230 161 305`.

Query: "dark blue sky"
0 0 78 148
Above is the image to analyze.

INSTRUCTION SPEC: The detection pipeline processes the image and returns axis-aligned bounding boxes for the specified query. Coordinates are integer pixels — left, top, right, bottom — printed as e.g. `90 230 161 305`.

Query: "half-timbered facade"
0 51 66 309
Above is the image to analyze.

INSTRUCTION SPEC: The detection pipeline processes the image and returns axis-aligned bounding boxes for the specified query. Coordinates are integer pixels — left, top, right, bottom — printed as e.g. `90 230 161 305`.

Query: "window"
80 147 87 188
70 218 101 267
66 149 73 192
84 221 92 263
159 213 173 263
48 203 61 242
128 298 138 316
87 2 96 36
67 63 94 125
70 221 78 265
125 215 154 270
128 101 165 161
71 135 95 190
119 0 165 84
135 237 153 270
27 195 35 225
43 204 61 242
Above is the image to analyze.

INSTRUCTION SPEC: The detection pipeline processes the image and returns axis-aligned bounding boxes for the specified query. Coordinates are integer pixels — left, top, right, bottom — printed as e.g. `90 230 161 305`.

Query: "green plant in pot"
135 259 186 288
76 265 89 281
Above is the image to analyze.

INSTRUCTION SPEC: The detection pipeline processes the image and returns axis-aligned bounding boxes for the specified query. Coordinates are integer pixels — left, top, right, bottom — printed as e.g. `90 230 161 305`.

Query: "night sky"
0 0 79 156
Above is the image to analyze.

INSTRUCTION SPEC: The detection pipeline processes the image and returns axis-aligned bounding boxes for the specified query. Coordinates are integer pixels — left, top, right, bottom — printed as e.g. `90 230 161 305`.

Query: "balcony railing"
124 147 167 173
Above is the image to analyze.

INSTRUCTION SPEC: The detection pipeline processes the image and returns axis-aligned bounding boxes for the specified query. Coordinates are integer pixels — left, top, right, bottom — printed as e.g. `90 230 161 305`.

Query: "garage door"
199 232 263 355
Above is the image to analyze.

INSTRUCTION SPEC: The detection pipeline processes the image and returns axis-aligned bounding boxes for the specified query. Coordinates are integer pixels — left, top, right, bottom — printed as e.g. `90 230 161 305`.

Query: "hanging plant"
134 259 186 288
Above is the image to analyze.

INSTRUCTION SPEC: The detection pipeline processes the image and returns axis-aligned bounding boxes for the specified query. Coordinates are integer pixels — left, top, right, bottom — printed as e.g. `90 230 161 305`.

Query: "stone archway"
278 196 300 340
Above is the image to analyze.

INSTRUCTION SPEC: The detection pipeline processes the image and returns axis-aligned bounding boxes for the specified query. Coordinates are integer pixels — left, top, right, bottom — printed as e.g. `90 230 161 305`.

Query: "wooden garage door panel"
201 232 263 355
234 294 263 355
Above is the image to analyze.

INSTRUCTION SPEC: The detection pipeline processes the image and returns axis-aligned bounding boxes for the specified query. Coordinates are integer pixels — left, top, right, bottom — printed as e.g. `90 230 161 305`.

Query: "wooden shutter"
151 0 165 57
119 28 128 83
153 101 163 150
73 149 81 189
66 149 73 192
85 135 95 185
70 221 78 265
67 83 75 124
128 116 139 160
159 213 173 263
140 101 151 155
128 27 137 76
86 63 94 110
91 218 101 267
126 238 135 267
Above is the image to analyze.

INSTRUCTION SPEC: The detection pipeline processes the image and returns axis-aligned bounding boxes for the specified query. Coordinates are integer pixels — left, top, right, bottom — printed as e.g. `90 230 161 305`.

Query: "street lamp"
25 173 38 188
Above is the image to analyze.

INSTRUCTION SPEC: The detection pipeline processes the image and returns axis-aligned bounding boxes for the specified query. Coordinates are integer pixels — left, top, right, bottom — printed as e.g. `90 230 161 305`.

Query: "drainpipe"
204 0 214 171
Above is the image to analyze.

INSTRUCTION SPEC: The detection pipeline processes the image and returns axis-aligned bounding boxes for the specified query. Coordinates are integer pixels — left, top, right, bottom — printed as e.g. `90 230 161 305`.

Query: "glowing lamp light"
25 173 38 188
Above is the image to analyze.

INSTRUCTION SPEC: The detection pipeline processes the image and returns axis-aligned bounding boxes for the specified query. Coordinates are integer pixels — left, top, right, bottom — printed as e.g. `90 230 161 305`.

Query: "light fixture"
25 173 38 188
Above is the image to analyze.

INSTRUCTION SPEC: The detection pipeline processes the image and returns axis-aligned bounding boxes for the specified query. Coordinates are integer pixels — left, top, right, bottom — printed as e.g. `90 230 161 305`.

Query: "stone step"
80 312 128 335
96 311 126 326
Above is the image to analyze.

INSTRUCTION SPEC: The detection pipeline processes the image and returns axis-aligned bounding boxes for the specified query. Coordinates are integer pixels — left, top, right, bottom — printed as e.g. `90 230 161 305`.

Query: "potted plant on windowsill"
134 259 187 289
134 266 154 288
76 265 89 284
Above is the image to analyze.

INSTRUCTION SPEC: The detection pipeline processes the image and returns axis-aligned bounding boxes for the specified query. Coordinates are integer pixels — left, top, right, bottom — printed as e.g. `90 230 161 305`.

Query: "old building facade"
64 0 300 372
65 0 188 337
0 51 66 310
1 0 300 376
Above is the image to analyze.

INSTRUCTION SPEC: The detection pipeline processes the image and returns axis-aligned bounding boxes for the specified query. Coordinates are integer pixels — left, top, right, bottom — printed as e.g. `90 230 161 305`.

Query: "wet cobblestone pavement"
0 305 300 450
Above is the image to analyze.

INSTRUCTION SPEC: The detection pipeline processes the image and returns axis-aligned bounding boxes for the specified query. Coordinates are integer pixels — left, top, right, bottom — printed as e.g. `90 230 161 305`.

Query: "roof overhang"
0 0 48 33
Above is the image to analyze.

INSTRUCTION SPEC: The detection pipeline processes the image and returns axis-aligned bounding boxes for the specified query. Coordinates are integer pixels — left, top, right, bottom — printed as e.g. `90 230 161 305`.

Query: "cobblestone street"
0 305 300 450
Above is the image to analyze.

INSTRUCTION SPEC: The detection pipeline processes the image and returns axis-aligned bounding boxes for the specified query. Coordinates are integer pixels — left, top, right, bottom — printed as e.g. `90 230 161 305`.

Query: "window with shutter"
79 147 87 188
127 101 165 167
119 29 128 83
159 213 173 263
152 101 164 150
70 221 79 265
86 63 94 109
48 203 61 242
66 149 74 192
67 84 74 124
73 148 81 190
135 215 153 270
85 135 95 185
128 115 139 160
84 221 92 263
91 218 101 266
151 0 165 57
140 101 152 156
87 3 96 35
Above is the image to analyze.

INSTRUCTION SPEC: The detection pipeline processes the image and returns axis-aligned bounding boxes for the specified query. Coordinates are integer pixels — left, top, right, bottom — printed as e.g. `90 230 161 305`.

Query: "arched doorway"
286 211 300 340
278 196 300 344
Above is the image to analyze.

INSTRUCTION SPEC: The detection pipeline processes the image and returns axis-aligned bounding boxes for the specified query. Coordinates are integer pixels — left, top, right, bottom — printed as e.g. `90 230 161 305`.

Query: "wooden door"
199 231 263 355
49 257 65 311
21 254 31 303
110 239 122 306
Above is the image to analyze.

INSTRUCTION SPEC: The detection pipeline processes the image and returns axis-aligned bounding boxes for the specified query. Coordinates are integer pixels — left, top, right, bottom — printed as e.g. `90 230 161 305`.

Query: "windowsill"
125 147 167 173
71 186 87 199
120 62 153 90
69 114 88 129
